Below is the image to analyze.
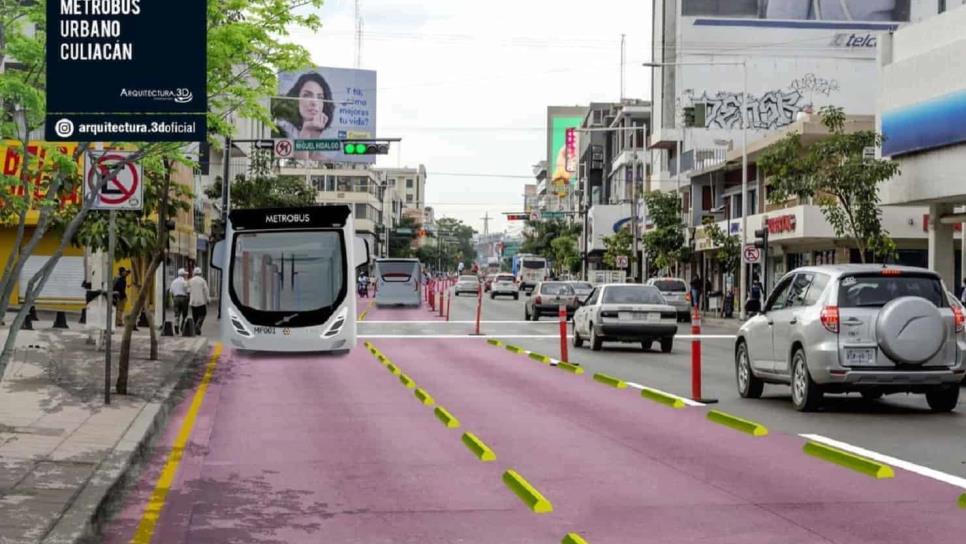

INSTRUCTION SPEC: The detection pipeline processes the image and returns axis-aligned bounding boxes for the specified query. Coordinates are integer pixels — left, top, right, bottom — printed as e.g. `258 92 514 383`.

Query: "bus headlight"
322 307 348 338
228 308 253 337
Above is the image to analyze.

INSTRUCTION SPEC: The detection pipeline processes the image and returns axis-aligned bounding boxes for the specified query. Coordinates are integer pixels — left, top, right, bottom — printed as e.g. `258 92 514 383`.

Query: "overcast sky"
289 0 652 234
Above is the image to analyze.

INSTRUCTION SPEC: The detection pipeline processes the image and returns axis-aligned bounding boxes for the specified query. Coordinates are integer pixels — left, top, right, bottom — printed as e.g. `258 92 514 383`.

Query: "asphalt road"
425 289 966 478
99 290 966 543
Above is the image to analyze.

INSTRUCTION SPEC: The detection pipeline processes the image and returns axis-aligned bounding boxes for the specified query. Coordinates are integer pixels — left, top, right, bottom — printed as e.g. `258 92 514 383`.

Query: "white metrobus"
212 205 369 353
373 258 422 307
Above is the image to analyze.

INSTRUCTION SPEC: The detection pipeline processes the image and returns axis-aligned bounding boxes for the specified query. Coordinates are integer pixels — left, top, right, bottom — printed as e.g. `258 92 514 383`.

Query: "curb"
556 362 584 375
487 339 504 347
959 493 966 509
528 352 551 364
414 387 435 406
434 406 461 429
562 533 589 544
592 373 627 389
502 469 552 513
461 432 496 462
40 337 210 544
386 363 401 376
706 409 768 436
505 345 524 354
640 387 685 409
399 373 416 389
803 441 895 479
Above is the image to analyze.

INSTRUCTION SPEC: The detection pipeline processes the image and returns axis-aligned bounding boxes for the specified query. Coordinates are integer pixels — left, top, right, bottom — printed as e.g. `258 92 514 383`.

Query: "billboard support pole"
218 136 231 320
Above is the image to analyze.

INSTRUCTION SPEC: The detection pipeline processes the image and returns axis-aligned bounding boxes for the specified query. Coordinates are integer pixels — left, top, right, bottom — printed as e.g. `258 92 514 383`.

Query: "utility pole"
354 0 363 68
480 212 490 237
631 152 640 283
620 34 626 101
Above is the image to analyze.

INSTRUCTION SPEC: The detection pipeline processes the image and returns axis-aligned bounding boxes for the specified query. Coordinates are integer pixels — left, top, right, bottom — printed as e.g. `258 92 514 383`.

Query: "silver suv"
735 265 966 412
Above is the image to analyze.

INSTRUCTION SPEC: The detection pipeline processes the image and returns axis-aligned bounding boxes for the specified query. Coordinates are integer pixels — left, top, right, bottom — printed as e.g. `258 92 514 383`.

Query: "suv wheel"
735 341 763 399
791 349 822 412
590 324 602 351
925 386 959 412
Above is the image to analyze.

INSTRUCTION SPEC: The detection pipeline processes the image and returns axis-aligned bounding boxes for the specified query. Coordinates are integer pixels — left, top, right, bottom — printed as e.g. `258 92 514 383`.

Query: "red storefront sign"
922 214 963 232
2 143 82 207
766 214 797 234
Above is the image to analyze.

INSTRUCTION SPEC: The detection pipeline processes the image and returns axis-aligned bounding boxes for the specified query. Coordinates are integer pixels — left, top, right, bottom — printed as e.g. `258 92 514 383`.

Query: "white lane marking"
800 433 966 490
625 382 707 407
360 320 557 324
359 334 572 339
676 335 737 340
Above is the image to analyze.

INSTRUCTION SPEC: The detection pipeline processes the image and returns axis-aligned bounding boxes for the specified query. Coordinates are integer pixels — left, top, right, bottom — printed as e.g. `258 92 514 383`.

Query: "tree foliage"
550 234 580 276
430 217 477 272
521 219 580 258
602 228 633 269
205 150 316 210
642 191 687 273
757 106 900 262
701 217 740 277
388 215 422 258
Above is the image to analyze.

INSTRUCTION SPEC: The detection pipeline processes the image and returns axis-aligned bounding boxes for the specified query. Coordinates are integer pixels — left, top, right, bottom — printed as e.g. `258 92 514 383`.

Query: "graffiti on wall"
686 73 840 131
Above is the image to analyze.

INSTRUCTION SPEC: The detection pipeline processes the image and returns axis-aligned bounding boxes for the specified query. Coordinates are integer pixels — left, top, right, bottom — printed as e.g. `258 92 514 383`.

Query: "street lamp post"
642 59 748 317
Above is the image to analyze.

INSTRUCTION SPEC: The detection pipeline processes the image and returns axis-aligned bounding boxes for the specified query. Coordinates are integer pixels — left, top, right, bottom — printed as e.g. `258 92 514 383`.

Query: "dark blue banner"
45 114 206 142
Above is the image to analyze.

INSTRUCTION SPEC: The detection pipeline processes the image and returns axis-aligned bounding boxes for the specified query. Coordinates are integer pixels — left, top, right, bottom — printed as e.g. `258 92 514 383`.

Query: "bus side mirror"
211 240 225 271
354 236 370 268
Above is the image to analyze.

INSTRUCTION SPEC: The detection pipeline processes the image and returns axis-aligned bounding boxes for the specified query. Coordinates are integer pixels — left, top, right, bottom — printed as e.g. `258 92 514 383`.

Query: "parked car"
566 281 593 300
572 284 678 352
525 281 578 321
490 273 519 300
645 277 691 322
483 274 496 292
735 265 966 412
454 275 481 296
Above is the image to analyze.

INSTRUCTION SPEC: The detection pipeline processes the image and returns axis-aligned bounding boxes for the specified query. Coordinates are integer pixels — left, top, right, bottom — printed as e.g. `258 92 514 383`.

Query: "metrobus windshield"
230 229 346 327
522 259 546 269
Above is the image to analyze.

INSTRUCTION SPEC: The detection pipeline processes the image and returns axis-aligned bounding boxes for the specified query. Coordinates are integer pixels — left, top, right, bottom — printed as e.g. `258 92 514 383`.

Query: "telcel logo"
832 33 877 48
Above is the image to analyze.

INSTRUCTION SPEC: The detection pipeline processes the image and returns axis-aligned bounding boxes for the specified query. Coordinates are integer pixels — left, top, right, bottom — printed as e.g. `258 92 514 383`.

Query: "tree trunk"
116 160 174 394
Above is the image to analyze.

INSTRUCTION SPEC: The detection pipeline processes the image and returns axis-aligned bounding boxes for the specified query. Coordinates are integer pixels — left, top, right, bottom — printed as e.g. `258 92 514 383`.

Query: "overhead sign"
295 139 342 152
45 0 207 142
85 152 143 211
615 255 629 268
506 214 528 221
743 245 761 264
530 211 541 222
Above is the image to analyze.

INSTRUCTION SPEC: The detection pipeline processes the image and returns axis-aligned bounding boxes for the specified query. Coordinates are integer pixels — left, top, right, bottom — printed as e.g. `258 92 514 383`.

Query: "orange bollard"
559 304 569 363
446 289 452 321
691 306 718 404
439 284 445 318
475 286 483 335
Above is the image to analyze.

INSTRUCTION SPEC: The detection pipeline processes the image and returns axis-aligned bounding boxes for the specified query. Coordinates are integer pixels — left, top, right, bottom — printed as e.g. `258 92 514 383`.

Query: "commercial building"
523 184 537 213
879 3 966 289
377 165 427 217
545 106 588 213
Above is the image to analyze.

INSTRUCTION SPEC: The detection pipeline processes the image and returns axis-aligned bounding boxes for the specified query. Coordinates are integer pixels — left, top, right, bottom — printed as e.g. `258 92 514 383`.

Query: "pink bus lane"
373 337 966 544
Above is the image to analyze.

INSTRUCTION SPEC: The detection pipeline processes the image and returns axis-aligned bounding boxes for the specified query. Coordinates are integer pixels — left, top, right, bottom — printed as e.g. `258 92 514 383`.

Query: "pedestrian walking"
188 267 210 335
113 267 129 328
171 269 189 334
690 273 703 309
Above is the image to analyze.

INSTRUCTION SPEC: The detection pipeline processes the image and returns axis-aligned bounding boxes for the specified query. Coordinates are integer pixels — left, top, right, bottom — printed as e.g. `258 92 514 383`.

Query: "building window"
406 194 414 203
311 175 324 191
389 178 396 186
406 179 414 188
355 203 367 220
939 0 946 13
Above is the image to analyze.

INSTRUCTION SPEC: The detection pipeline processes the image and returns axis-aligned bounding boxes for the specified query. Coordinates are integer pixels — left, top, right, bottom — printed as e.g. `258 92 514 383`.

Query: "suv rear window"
652 280 687 292
495 275 515 282
837 274 945 308
377 261 418 282
540 283 574 295
603 286 665 304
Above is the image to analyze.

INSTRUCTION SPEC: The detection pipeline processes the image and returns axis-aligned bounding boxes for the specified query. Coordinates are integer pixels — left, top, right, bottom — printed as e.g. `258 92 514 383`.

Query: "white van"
374 258 422 307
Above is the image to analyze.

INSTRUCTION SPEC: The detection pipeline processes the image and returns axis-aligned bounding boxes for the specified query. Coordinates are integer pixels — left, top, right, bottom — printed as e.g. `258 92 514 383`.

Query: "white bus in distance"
373 258 422 307
211 205 370 353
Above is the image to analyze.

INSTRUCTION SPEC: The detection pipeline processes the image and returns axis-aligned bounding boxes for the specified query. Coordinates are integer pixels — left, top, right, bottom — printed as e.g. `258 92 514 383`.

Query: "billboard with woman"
271 67 377 163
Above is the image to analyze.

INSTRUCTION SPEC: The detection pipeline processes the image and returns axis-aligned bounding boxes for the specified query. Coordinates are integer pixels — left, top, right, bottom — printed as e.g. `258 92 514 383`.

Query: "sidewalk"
0 326 209 544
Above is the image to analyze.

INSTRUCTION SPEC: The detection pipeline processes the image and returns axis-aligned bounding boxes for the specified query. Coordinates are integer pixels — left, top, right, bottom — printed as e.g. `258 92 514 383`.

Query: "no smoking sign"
85 152 143 211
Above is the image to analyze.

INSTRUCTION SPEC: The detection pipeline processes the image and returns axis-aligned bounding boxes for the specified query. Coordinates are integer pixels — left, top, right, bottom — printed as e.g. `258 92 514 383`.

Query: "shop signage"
766 214 797 234
922 214 963 232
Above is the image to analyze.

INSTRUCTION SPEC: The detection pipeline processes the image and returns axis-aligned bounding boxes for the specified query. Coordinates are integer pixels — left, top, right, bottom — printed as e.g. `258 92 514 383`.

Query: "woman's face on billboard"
298 79 327 129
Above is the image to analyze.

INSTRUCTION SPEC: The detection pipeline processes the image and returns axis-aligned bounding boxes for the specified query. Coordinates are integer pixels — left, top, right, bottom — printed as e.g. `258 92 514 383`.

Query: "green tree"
701 217 741 279
603 229 633 269
757 106 900 263
205 150 316 210
642 191 687 274
550 234 580 276
521 219 580 258
432 217 477 272
388 215 421 258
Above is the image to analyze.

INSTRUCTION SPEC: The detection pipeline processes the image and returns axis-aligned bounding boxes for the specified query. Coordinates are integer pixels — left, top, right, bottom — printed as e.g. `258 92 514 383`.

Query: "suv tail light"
535 295 542 304
820 305 840 334
953 304 965 333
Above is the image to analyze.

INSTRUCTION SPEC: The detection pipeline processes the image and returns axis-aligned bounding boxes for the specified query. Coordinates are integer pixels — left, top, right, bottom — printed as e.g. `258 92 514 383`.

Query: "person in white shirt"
188 267 210 335
170 269 189 334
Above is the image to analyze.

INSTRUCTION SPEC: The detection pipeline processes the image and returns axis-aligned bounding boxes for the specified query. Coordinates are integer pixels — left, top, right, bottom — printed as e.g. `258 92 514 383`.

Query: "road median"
803 441 895 479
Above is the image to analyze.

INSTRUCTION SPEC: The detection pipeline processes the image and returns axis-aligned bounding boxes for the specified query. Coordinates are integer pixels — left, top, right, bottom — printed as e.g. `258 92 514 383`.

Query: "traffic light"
342 141 390 155
753 226 769 249
683 106 696 127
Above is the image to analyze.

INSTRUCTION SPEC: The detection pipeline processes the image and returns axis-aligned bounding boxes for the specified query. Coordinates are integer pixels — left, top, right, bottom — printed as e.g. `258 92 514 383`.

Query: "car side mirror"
354 236 370 268
211 240 225 271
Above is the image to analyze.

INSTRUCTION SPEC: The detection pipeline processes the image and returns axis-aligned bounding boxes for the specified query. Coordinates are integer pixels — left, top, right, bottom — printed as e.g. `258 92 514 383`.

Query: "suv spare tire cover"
875 296 946 365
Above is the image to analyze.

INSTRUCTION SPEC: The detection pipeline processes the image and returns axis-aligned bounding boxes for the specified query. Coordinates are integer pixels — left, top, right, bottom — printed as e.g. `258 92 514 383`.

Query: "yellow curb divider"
958 493 966 509
358 311 368 321
528 352 552 364
557 362 584 375
592 373 627 389
803 441 894 479
487 339 504 347
562 533 589 544
399 373 416 389
376 354 389 365
386 363 401 376
502 469 552 513
706 409 768 436
505 345 525 354
414 387 435 406
640 387 685 409
434 406 461 428
461 432 496 462
363 341 373 349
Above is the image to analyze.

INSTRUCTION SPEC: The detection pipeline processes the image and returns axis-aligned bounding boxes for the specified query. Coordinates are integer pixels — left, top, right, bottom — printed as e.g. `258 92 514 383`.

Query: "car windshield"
522 260 545 269
652 280 687 292
459 275 477 282
603 285 665 305
540 283 574 295
837 274 945 308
